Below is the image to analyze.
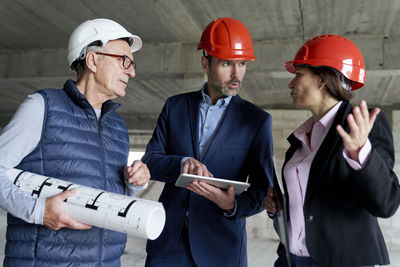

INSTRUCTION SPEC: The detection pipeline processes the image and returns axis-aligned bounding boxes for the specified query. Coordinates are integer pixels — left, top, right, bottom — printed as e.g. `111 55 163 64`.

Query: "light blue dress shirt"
198 84 232 160
181 83 236 215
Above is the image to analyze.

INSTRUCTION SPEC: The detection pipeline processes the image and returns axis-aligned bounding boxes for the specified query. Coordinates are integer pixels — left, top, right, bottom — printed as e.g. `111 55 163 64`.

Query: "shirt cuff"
343 139 372 170
124 178 145 196
223 199 237 217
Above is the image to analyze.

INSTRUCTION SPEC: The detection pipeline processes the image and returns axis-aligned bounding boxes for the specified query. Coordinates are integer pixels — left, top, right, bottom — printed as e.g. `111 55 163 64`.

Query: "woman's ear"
318 78 326 90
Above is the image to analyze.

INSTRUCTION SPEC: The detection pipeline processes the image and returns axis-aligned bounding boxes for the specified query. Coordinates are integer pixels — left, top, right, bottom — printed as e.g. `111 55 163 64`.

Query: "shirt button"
209 108 213 112
204 126 209 129
306 215 314 222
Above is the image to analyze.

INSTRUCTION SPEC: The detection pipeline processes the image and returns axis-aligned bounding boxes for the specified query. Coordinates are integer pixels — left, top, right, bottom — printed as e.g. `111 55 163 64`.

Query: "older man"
0 18 149 266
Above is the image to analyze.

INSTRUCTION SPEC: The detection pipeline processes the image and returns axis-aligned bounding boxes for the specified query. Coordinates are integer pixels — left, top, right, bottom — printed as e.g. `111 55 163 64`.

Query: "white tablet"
175 173 250 195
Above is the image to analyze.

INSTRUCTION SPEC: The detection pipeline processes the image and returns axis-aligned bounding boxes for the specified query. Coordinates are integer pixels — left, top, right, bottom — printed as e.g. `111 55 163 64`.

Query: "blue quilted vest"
4 80 130 267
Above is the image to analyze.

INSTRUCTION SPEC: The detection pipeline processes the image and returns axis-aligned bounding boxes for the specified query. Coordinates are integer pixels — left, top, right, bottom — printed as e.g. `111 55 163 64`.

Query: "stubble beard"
212 78 241 97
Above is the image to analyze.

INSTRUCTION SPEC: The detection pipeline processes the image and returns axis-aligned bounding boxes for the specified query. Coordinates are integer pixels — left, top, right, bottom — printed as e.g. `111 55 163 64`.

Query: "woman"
265 35 400 267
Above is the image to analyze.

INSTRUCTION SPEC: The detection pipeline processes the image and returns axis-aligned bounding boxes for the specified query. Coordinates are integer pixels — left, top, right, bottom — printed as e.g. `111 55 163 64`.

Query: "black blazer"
277 101 400 267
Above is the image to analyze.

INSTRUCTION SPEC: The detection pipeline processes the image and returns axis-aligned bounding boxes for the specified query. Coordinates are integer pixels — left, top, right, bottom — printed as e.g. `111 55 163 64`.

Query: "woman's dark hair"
307 65 353 101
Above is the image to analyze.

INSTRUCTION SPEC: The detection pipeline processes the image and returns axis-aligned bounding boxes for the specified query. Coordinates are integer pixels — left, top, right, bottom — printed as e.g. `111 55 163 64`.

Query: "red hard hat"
285 34 365 90
198 17 256 61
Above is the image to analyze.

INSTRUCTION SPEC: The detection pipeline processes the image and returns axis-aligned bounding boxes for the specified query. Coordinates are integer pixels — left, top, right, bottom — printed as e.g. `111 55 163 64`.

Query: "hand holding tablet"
175 173 250 195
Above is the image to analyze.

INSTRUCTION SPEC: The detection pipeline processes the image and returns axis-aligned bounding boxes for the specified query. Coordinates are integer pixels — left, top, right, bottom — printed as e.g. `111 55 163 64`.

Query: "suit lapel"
188 91 202 159
202 95 241 164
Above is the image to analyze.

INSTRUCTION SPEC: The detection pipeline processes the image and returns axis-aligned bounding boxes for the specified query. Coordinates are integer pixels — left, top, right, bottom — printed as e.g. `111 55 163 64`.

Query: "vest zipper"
97 115 105 266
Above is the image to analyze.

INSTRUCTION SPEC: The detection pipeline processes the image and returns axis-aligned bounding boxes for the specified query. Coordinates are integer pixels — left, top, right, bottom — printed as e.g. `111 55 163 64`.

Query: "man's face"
204 56 247 97
94 39 135 100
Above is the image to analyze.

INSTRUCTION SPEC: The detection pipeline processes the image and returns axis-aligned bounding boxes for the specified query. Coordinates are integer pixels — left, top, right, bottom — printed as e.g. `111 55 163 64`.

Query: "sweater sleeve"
0 93 46 224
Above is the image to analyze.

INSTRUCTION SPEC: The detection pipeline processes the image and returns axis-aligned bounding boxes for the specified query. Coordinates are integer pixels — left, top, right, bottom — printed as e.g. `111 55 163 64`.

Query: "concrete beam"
0 112 14 129
123 114 158 131
0 111 155 149
146 0 202 42
0 35 399 80
0 49 71 78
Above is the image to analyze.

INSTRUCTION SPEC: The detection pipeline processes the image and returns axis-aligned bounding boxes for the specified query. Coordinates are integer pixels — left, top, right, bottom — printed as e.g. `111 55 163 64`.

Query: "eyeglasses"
95 52 136 70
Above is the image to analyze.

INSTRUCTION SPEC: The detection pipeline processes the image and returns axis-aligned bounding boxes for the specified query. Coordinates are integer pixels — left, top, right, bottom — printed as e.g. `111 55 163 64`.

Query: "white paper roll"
6 168 165 240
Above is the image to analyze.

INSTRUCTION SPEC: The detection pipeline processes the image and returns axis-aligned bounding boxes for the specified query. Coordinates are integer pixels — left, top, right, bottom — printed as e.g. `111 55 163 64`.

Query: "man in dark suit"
142 17 275 267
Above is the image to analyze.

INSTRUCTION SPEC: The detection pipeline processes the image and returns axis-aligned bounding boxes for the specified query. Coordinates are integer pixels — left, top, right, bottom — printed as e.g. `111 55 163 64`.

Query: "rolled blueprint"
6 168 165 240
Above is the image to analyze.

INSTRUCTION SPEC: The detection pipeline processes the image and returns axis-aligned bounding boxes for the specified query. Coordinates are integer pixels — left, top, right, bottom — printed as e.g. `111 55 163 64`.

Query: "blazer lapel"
281 134 302 215
284 134 302 165
188 90 202 159
201 95 241 164
305 101 352 201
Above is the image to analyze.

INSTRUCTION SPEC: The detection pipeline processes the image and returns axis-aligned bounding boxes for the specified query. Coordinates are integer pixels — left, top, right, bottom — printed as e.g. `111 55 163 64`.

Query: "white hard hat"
68 18 142 70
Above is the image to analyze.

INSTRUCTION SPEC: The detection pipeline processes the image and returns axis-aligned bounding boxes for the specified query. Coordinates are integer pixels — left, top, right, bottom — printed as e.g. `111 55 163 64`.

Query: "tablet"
175 173 250 195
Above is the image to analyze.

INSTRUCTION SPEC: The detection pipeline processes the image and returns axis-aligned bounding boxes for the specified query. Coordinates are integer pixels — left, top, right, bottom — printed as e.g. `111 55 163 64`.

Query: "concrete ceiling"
1 0 400 131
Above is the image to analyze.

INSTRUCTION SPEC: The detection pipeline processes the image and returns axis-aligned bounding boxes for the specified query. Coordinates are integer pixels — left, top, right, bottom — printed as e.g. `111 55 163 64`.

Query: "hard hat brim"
285 60 365 91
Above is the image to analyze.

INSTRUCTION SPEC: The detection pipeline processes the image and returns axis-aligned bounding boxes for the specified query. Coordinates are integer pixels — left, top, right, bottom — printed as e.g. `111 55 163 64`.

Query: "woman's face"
288 66 324 109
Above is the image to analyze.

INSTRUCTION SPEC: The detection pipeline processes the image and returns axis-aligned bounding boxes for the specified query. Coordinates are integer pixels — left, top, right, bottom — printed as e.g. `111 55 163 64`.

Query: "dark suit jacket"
142 89 274 267
276 101 400 267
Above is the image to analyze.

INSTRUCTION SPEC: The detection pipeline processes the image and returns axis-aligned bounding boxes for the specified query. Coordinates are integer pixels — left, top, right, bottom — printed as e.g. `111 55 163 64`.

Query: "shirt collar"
294 101 342 138
319 100 342 129
200 82 232 108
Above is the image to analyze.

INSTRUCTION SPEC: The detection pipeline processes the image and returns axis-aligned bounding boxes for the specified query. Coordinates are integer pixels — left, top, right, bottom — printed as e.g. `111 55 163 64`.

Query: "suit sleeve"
351 112 400 218
233 114 275 219
142 99 185 183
